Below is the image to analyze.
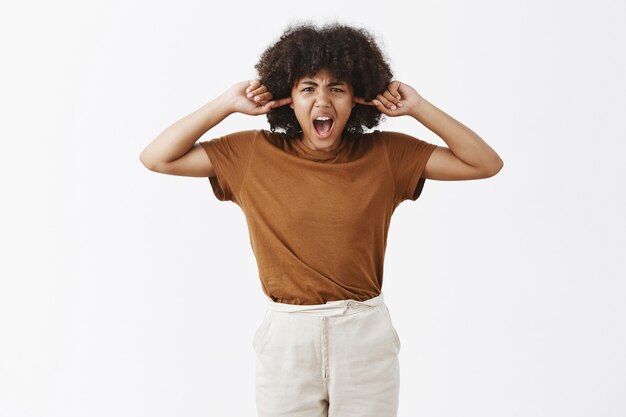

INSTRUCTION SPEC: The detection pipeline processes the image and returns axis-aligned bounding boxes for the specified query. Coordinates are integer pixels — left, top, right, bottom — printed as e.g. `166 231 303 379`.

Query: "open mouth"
312 116 334 139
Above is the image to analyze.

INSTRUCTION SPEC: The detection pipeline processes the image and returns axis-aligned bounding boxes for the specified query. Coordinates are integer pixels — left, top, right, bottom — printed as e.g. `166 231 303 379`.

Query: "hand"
354 81 425 117
220 79 292 116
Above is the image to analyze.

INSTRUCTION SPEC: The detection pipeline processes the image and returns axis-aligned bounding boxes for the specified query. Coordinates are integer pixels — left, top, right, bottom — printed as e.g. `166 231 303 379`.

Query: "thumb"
254 100 274 114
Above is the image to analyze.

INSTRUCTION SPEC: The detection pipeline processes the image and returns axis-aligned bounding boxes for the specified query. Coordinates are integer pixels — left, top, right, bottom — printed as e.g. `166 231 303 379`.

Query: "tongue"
314 119 333 134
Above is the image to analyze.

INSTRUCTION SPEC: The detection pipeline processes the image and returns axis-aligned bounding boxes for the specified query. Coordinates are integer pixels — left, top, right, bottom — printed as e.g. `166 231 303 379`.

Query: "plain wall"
1 0 625 416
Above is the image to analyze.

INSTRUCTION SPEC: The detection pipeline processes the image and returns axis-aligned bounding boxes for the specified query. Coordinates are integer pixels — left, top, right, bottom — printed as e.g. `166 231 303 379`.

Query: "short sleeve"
380 130 438 205
198 129 257 203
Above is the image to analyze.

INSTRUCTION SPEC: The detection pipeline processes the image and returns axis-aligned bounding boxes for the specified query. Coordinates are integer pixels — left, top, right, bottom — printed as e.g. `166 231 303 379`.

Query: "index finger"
389 81 402 100
353 96 377 106
246 79 261 93
269 96 293 108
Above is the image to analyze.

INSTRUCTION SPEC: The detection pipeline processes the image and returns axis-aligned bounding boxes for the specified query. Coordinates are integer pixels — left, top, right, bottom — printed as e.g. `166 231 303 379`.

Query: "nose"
314 89 331 106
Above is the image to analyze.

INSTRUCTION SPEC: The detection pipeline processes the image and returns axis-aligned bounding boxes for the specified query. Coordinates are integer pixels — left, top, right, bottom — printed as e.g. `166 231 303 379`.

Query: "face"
290 67 356 151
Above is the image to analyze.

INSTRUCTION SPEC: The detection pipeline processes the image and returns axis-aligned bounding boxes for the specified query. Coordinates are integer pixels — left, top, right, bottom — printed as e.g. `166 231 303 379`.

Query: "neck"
300 134 342 152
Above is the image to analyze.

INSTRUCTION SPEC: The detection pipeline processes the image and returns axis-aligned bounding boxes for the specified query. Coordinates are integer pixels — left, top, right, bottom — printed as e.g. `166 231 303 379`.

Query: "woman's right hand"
221 80 292 116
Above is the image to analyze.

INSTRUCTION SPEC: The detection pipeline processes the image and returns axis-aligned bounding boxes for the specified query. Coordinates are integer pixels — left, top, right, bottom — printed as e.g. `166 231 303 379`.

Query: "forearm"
140 95 232 165
410 99 502 169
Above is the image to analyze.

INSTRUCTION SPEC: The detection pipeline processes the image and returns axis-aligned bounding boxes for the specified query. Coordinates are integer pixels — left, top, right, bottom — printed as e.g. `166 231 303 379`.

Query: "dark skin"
242 73 503 180
243 78 422 117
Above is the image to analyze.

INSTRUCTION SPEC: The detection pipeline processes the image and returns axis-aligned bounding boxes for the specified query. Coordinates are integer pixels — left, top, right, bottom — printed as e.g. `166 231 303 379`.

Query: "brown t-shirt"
199 129 437 305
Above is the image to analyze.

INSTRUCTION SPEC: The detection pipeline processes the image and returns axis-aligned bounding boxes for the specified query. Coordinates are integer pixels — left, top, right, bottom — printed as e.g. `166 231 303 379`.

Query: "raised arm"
355 81 504 181
139 80 291 177
408 98 504 180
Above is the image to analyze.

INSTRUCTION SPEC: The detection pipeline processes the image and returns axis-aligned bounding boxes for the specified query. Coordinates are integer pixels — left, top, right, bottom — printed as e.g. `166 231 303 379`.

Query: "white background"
2 0 625 416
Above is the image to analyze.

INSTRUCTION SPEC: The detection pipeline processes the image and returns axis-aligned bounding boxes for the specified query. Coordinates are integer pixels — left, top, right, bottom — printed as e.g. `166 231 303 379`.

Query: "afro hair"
254 21 394 140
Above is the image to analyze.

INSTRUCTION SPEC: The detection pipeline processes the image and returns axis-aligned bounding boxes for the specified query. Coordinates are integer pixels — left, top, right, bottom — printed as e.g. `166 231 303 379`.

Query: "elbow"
485 157 504 177
139 151 157 171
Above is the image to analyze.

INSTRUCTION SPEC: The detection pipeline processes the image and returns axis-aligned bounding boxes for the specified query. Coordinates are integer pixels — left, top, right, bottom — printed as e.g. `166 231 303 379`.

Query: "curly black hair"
254 21 394 140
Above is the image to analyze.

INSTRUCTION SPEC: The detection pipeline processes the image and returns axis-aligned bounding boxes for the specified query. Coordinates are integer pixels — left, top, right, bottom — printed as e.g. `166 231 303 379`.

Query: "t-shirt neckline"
294 135 347 161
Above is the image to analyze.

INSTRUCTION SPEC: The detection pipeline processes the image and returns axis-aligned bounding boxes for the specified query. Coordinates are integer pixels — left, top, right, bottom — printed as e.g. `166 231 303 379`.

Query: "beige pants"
252 292 401 417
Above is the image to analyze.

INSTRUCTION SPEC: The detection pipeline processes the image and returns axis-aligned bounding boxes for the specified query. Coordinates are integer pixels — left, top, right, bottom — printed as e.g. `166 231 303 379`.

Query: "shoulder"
199 129 260 159
375 129 419 142
201 129 259 146
374 129 408 153
257 128 294 150
258 128 286 141
225 129 261 142
375 129 435 149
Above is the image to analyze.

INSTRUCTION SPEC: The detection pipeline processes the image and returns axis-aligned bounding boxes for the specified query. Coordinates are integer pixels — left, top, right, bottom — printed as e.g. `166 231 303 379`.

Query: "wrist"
212 94 236 117
409 98 428 118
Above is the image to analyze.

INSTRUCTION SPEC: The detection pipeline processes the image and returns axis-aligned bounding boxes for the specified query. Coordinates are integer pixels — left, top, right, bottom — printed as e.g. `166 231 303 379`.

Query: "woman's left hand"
354 81 425 117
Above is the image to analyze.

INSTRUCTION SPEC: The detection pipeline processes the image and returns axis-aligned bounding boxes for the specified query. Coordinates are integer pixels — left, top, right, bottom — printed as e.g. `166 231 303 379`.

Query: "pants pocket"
252 310 272 353
383 305 401 352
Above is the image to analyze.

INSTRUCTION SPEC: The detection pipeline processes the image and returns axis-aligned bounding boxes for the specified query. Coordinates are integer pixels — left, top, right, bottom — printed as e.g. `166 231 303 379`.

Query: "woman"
140 22 503 417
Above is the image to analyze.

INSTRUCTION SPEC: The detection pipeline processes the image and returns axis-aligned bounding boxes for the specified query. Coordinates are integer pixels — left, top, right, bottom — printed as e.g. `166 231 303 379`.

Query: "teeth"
315 116 332 121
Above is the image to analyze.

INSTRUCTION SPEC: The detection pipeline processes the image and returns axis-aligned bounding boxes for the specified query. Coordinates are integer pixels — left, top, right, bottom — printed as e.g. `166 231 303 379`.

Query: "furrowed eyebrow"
299 80 346 87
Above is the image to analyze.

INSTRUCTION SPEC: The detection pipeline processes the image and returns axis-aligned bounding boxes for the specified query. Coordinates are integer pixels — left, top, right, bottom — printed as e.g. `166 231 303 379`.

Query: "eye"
302 87 313 92
331 88 344 92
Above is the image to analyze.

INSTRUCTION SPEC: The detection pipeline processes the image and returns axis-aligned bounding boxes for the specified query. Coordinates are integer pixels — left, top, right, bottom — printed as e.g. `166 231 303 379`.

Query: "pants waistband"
265 292 385 317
